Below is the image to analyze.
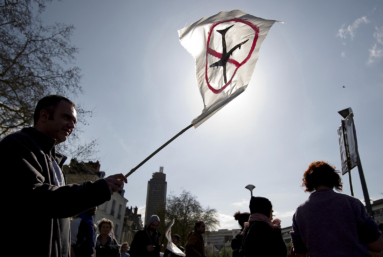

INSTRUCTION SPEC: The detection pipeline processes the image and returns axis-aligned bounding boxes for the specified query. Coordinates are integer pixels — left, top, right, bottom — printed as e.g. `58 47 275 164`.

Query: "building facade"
63 159 128 242
120 206 144 244
372 198 383 223
203 229 240 250
95 186 128 242
145 167 167 225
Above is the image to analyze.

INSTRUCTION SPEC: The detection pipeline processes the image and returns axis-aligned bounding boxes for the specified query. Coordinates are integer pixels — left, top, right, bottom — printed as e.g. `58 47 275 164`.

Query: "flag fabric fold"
178 10 276 128
165 219 185 256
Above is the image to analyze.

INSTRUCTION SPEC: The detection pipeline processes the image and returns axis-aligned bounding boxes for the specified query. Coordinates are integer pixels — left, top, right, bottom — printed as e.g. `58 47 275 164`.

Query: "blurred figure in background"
71 207 98 257
129 215 164 257
185 221 206 257
243 197 286 257
120 242 130 257
231 211 250 257
95 219 119 257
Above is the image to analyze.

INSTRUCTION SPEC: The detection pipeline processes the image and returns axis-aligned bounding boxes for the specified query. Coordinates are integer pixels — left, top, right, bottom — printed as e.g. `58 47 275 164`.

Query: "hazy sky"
41 0 383 230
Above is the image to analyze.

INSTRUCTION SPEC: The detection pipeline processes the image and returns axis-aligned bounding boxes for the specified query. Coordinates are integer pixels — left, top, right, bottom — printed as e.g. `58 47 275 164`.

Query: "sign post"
337 108 373 217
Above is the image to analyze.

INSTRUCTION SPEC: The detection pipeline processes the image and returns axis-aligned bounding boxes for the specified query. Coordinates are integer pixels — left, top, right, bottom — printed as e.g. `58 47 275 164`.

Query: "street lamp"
245 184 255 197
337 107 373 216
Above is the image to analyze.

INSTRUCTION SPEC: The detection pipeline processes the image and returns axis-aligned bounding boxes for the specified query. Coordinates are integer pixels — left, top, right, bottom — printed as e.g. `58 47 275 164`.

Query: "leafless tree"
1 0 97 160
158 190 220 246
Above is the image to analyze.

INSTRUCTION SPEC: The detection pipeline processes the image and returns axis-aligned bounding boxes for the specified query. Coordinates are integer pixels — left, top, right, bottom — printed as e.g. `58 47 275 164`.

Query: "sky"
41 0 383 230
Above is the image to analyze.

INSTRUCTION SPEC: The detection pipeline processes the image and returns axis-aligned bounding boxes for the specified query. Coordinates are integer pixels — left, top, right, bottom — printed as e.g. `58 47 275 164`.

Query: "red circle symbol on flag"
205 18 259 94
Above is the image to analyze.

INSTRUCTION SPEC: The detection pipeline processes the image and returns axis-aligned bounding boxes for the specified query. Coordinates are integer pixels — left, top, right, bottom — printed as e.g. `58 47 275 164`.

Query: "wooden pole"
125 124 193 177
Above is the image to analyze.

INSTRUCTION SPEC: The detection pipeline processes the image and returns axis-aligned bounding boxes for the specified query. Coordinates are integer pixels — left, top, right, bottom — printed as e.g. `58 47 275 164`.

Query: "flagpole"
125 124 193 177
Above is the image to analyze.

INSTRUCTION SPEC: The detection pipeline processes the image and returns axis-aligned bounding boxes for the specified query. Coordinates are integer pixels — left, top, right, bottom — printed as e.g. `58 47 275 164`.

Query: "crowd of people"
1 95 382 257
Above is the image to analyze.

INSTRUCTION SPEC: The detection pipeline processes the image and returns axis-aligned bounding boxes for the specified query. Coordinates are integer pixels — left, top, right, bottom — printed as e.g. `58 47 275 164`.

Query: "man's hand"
147 245 155 252
104 174 127 195
160 244 165 251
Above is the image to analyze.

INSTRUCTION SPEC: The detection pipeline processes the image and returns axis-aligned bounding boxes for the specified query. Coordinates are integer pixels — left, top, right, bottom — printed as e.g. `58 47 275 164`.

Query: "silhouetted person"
71 207 98 257
231 211 250 257
291 161 383 257
185 221 206 257
130 215 164 257
95 219 119 257
243 197 286 257
1 95 127 257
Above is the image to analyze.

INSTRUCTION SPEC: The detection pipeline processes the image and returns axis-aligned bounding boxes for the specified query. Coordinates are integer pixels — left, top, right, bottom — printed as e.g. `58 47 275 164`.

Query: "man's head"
194 221 205 234
98 218 113 236
302 161 343 192
33 95 77 145
121 242 129 253
172 234 181 245
249 197 272 217
147 215 160 232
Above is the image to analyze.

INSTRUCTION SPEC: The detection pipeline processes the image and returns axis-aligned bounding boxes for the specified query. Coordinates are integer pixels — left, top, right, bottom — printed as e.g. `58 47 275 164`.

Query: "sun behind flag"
178 10 277 128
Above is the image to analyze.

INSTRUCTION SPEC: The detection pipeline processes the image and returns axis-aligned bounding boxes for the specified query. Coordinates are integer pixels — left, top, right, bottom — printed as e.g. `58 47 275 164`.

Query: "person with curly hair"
230 211 250 257
291 161 383 257
95 219 119 257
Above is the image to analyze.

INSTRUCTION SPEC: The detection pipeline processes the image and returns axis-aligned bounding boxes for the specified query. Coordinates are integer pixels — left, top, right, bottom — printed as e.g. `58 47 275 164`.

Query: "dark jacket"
95 235 119 257
231 230 244 257
243 221 287 257
1 128 111 257
129 227 161 257
185 231 205 257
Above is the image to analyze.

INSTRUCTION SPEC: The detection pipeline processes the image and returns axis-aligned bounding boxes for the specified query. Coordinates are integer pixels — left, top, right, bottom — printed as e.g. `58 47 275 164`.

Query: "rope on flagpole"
125 124 194 177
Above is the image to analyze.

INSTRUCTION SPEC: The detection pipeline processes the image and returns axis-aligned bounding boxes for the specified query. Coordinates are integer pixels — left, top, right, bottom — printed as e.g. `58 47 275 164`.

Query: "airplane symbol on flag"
209 24 249 84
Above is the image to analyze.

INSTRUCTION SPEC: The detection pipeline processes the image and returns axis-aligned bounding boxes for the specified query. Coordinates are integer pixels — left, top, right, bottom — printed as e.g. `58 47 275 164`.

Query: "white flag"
178 10 276 128
165 219 185 256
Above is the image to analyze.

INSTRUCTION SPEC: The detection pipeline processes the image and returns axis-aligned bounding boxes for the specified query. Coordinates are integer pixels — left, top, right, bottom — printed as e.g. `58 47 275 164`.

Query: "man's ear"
39 109 50 122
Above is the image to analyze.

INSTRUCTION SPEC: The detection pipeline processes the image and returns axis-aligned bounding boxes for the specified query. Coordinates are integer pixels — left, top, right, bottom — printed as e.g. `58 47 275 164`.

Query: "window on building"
115 224 119 240
117 204 122 220
111 200 116 216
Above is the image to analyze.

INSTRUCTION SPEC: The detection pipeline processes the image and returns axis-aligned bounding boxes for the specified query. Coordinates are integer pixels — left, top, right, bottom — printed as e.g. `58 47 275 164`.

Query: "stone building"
62 159 105 184
120 206 144 244
372 198 383 223
145 167 167 225
63 159 128 242
203 229 240 250
95 187 128 242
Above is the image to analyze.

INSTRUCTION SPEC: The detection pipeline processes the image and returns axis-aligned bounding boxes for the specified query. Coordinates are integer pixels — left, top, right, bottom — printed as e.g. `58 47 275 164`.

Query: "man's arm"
1 136 126 218
290 213 308 256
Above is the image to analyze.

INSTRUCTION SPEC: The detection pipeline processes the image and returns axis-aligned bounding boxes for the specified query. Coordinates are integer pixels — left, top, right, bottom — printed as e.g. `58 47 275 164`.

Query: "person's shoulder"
0 129 30 144
134 229 146 238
